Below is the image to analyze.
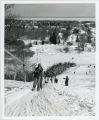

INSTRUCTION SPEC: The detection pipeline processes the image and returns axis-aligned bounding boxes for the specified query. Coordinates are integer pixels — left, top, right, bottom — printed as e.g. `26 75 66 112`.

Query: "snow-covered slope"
5 64 95 116
4 44 95 116
29 44 95 70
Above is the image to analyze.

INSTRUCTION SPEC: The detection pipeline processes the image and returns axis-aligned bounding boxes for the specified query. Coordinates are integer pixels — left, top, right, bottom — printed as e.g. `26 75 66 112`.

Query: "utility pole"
22 51 26 83
23 63 26 82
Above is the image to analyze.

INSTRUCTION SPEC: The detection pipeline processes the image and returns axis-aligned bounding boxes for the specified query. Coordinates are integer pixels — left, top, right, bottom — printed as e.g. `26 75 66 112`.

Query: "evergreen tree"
87 28 92 43
50 31 57 44
76 35 80 42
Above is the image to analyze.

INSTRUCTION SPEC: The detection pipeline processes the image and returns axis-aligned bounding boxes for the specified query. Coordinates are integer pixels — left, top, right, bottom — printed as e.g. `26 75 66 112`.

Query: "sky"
10 4 95 19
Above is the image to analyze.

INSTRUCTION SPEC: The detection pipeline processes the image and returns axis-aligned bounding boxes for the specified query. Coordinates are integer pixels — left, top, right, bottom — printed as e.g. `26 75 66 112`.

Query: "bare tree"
5 4 15 18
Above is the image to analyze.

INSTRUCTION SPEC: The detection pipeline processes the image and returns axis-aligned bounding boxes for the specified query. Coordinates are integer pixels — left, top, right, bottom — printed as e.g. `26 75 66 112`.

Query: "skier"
63 76 69 86
72 57 74 60
54 76 58 83
32 63 43 91
37 63 43 90
50 77 53 83
32 64 38 91
90 64 91 67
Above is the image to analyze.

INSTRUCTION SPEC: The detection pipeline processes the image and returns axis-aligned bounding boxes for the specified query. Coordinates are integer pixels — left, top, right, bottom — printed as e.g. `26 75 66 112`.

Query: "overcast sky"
11 4 95 18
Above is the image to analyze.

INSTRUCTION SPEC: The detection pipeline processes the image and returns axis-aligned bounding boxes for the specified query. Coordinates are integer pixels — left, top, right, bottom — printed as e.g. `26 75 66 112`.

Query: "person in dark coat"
32 66 39 90
37 63 43 90
63 76 69 86
54 76 58 83
32 63 43 91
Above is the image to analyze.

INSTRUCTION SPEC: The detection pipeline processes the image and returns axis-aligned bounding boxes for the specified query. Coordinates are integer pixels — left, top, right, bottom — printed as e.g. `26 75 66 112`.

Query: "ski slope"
29 44 95 70
5 45 95 116
5 65 95 116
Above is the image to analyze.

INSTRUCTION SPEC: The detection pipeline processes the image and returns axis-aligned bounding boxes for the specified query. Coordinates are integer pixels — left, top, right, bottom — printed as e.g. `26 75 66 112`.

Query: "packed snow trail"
5 65 95 116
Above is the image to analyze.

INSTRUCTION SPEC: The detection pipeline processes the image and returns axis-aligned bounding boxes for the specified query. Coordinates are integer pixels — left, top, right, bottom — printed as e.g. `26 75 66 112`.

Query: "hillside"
5 44 95 116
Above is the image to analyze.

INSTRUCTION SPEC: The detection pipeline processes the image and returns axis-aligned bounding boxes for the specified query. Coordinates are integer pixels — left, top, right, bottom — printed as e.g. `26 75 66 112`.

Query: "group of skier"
32 63 69 91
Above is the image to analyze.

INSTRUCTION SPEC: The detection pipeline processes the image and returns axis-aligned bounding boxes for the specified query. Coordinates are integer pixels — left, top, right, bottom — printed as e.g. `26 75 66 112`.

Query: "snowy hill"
5 44 95 116
5 64 95 116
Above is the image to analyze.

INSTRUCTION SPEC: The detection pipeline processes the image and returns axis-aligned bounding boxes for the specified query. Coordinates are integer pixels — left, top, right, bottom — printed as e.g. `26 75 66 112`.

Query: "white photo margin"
0 0 98 120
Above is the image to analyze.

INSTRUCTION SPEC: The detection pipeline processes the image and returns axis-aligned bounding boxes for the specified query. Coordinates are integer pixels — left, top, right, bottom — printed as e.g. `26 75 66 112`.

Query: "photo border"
0 0 98 120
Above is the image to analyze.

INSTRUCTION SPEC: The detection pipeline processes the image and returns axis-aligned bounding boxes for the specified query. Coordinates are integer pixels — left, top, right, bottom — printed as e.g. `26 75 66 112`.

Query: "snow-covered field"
4 44 95 116
29 44 95 70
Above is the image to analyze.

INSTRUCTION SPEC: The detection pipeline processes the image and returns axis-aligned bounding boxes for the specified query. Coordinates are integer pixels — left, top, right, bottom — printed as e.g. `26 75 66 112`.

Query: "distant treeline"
5 18 95 46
